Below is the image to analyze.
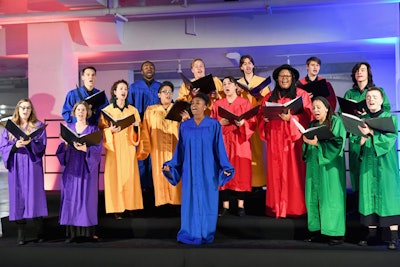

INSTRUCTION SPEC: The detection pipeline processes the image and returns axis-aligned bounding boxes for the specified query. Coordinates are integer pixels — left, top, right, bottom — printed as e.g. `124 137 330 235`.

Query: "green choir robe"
302 115 347 236
340 87 391 192
358 111 400 217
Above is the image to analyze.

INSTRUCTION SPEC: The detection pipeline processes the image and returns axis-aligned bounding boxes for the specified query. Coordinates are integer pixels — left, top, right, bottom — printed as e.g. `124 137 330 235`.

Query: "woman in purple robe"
56 101 102 242
0 98 48 245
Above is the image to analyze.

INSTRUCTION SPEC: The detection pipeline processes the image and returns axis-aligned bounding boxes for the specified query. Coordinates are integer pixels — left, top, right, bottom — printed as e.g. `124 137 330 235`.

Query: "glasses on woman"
19 106 32 111
160 90 173 95
278 75 292 79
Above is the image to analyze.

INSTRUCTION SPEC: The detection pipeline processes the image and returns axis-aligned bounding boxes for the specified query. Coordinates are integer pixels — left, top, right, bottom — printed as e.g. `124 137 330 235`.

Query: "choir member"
162 93 234 244
0 98 48 245
56 101 102 242
258 64 312 218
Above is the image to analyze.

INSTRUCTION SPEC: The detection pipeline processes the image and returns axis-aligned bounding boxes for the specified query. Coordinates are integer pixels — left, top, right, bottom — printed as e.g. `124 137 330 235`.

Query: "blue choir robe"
0 121 48 221
62 86 109 125
128 79 161 120
128 79 161 189
56 124 102 227
163 117 235 245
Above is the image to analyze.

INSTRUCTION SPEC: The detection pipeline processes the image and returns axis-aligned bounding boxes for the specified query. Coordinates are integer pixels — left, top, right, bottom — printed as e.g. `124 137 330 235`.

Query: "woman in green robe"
356 87 400 250
302 96 347 245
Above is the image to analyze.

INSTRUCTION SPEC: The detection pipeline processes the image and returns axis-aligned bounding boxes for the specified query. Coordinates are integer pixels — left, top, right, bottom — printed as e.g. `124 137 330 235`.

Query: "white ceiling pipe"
0 1 268 26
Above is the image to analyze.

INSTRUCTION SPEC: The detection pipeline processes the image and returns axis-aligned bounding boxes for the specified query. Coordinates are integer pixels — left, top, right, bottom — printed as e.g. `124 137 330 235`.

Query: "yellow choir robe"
99 103 143 213
238 75 270 187
177 76 223 116
138 103 182 206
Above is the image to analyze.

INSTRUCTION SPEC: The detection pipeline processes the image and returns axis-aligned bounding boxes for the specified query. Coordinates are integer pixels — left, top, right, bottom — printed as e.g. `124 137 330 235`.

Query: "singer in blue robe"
163 113 234 245
56 123 102 240
62 86 109 125
128 63 161 190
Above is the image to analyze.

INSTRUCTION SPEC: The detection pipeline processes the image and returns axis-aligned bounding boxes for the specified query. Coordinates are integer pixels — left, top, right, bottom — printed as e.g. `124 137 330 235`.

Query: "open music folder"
261 96 303 120
101 110 136 130
60 123 102 147
5 120 47 141
218 105 260 122
179 72 217 94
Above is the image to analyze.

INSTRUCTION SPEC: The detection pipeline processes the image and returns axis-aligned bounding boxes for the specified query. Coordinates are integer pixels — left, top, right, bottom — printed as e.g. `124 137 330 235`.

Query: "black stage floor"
0 190 399 267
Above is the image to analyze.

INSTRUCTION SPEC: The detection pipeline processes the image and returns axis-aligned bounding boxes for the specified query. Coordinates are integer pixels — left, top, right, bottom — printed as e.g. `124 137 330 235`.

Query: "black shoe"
388 240 398 250
17 240 25 246
114 213 123 220
237 208 246 217
218 208 229 217
304 234 326 243
358 240 368 246
358 236 380 246
328 237 344 246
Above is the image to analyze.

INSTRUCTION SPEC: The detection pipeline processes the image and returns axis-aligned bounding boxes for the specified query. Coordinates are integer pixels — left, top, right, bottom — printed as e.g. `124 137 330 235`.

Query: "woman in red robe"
258 64 312 218
211 76 256 217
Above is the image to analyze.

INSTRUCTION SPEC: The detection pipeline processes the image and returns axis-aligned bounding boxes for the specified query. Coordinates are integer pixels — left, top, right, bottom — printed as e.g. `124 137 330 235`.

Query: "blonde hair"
10 98 39 139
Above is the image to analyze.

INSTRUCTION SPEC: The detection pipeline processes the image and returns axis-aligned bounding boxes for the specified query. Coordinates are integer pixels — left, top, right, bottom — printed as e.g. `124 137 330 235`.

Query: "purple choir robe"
56 124 102 227
0 121 48 221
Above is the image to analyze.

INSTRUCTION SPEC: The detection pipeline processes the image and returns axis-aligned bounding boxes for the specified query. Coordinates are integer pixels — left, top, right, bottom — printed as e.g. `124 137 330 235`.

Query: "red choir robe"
258 88 312 218
211 96 256 192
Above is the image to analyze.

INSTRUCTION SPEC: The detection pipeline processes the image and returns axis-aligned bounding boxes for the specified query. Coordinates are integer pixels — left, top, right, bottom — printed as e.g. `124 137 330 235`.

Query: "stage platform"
0 190 399 267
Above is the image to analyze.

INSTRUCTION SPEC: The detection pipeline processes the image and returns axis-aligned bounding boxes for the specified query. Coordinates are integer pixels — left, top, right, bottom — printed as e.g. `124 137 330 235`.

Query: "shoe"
218 208 229 217
304 234 326 243
358 240 368 246
114 213 123 220
237 208 246 217
328 237 344 246
17 240 25 246
358 236 380 246
388 240 398 250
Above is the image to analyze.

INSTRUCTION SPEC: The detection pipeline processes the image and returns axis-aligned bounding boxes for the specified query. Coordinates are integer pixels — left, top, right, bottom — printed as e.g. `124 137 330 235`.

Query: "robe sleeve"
326 80 337 111
56 142 67 167
162 125 184 186
0 130 16 170
213 123 235 186
379 87 391 112
137 108 151 160
62 90 77 123
27 123 47 162
84 142 102 174
362 115 398 158
176 83 192 102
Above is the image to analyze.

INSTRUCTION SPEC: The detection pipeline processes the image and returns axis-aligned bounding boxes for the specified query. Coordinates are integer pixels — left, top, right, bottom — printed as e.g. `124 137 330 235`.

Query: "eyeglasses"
160 90 173 95
278 75 292 79
19 106 32 110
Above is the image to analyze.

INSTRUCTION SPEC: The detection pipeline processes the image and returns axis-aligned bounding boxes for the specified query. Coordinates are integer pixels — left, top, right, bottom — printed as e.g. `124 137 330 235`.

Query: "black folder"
165 101 192 122
101 110 136 130
179 73 217 94
340 113 396 137
298 79 330 98
84 90 107 109
218 105 260 123
337 97 367 116
261 97 303 120
237 76 272 97
292 118 334 140
60 123 102 147
5 120 47 141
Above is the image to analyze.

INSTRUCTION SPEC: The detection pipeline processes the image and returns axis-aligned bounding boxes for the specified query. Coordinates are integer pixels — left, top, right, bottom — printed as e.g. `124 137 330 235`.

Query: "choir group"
0 56 399 250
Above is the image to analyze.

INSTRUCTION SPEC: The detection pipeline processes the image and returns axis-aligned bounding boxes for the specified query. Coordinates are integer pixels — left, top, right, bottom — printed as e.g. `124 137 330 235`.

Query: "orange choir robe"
238 75 270 187
99 103 143 213
138 103 182 206
211 96 256 192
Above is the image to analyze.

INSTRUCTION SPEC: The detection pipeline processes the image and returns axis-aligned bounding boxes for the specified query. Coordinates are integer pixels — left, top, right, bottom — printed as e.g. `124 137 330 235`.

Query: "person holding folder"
0 99 48 245
177 58 223 115
356 87 400 250
137 81 187 209
258 64 312 218
340 62 391 200
62 66 109 125
237 55 270 190
162 93 234 244
211 76 256 217
302 96 347 246
56 101 102 243
296 56 337 111
99 80 143 219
